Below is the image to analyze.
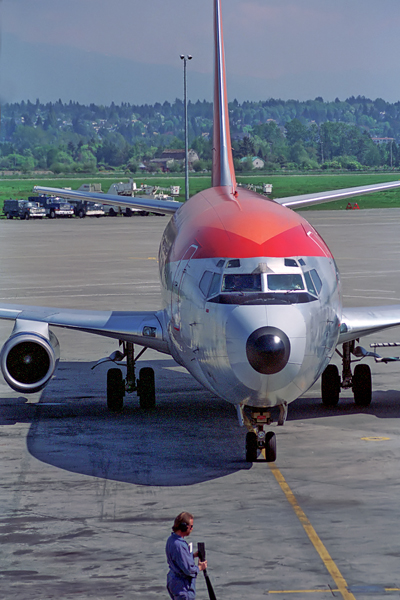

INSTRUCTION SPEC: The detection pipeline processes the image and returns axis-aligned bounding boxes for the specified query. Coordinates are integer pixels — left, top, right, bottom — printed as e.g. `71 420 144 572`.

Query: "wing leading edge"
33 186 181 215
339 305 400 345
0 304 170 354
276 180 400 209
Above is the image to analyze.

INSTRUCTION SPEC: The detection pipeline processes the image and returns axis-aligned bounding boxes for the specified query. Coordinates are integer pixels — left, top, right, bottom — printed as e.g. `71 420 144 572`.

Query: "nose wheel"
244 410 277 462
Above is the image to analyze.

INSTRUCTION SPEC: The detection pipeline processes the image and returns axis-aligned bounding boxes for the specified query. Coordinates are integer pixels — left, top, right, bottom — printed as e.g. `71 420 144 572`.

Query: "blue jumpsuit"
166 532 199 600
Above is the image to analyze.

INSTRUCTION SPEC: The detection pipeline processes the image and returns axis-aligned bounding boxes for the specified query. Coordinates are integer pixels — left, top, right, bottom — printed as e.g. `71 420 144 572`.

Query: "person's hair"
172 512 194 532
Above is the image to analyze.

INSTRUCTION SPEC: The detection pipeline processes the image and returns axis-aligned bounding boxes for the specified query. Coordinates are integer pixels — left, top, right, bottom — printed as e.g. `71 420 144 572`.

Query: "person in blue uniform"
166 511 207 600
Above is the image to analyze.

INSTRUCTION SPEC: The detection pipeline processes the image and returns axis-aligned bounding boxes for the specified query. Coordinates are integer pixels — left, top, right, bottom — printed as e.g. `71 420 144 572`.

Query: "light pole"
180 54 192 201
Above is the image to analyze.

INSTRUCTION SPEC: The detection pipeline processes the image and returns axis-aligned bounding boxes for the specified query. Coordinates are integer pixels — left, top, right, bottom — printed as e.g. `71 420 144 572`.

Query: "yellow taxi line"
265 455 357 600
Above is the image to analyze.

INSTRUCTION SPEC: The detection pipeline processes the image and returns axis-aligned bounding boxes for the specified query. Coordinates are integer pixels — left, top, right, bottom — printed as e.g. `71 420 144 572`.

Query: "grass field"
1 172 400 215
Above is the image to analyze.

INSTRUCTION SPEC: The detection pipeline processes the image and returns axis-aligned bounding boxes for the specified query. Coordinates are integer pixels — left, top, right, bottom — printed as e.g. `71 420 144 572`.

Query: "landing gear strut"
321 341 372 408
100 342 156 412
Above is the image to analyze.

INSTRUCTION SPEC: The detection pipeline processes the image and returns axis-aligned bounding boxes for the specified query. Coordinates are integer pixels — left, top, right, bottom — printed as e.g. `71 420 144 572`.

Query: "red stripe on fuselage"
169 187 333 262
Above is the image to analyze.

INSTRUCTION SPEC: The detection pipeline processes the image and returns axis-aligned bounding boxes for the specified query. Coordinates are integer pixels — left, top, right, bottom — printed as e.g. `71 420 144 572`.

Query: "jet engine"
0 320 60 393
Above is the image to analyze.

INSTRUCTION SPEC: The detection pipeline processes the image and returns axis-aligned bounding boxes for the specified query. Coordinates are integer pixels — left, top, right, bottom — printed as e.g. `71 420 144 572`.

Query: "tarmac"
1 209 400 600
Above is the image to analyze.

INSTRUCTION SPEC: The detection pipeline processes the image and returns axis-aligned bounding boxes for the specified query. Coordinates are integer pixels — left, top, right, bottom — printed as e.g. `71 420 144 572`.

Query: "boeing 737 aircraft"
2 0 400 462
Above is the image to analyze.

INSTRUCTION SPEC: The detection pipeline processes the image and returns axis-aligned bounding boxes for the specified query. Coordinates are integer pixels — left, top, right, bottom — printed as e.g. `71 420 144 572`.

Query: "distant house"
240 156 265 169
161 149 199 165
372 137 394 145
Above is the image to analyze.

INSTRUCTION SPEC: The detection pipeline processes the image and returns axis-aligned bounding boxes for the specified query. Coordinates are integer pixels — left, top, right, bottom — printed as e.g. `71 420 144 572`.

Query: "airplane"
2 0 400 463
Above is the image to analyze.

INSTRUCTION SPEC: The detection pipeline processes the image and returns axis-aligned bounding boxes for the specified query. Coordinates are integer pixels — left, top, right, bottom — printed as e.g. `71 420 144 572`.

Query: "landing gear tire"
245 431 258 462
321 364 340 407
107 368 125 412
353 364 372 407
137 367 156 410
265 431 277 462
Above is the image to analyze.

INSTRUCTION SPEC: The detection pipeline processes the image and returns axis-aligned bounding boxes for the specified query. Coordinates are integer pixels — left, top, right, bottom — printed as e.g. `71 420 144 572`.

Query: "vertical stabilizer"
212 0 237 192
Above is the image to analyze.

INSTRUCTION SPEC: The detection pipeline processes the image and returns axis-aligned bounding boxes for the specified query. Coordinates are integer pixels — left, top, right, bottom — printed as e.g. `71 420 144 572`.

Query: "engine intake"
0 320 60 393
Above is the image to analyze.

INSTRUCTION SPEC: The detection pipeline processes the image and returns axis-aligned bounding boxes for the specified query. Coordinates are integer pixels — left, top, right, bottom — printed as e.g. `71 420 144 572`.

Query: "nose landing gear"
244 410 277 462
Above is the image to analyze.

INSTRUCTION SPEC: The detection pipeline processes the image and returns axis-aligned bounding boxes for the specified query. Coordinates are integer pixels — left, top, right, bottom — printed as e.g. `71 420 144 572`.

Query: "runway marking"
267 588 400 595
267 589 339 594
361 436 391 441
267 459 357 600
128 256 158 260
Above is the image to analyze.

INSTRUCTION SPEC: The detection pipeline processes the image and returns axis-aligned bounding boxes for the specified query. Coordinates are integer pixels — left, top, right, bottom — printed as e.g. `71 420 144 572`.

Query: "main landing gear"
321 340 372 408
243 409 278 463
94 342 156 412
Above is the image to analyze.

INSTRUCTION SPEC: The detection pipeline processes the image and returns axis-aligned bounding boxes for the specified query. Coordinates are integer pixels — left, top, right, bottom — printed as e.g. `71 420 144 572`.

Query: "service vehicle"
17 201 46 220
4 199 22 219
30 195 74 218
3 199 46 220
70 200 105 218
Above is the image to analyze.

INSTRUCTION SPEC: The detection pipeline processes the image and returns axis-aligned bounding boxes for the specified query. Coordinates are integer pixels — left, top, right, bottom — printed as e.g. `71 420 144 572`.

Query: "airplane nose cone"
246 327 290 375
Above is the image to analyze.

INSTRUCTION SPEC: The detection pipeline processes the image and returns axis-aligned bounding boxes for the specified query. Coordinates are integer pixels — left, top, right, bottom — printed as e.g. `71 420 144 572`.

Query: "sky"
1 0 400 106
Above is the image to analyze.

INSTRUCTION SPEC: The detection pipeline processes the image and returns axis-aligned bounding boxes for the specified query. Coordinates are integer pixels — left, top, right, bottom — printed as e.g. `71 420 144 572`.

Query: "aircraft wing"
275 180 400 209
339 305 400 345
0 304 170 354
33 186 181 215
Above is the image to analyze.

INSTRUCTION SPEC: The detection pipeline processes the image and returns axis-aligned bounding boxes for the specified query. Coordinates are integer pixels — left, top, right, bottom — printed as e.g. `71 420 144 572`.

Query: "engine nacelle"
0 320 60 393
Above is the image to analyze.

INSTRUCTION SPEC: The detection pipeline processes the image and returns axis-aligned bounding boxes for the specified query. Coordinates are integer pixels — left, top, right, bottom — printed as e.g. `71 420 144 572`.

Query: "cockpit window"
199 270 213 296
208 273 222 297
304 271 317 295
226 259 241 268
267 274 304 291
310 269 322 294
284 258 298 267
304 269 322 296
200 271 222 298
222 273 262 292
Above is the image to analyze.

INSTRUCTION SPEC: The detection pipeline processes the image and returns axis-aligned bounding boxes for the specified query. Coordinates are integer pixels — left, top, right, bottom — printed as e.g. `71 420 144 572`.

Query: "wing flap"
276 180 400 209
33 186 181 215
339 305 400 344
0 304 170 354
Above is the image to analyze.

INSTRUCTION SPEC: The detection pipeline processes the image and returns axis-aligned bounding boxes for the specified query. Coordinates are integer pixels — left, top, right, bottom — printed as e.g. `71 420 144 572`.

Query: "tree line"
1 96 400 173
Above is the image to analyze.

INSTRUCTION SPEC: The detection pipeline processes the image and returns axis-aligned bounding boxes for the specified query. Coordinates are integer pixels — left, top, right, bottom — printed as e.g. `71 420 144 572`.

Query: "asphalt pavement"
1 210 400 600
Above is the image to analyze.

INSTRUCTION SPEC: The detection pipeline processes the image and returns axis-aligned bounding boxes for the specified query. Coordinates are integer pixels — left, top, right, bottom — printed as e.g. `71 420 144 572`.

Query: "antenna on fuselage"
212 0 237 194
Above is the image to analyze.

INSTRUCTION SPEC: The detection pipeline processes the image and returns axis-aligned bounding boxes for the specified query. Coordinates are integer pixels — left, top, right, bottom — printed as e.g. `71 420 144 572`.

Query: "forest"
1 95 400 174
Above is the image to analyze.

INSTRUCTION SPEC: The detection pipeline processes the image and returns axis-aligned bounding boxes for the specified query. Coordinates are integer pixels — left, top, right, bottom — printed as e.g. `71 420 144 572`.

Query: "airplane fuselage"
159 186 342 410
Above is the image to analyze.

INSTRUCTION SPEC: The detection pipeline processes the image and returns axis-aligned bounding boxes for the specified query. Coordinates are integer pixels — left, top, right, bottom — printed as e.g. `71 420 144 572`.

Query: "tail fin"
212 0 237 193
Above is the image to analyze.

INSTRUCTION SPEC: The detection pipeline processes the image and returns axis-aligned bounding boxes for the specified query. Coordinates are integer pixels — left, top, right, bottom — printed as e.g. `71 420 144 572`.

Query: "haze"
1 0 400 105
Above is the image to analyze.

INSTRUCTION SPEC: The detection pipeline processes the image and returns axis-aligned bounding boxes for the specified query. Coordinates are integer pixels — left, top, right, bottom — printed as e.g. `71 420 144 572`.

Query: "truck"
4 199 46 220
70 200 105 218
104 180 141 216
29 195 75 218
76 183 132 217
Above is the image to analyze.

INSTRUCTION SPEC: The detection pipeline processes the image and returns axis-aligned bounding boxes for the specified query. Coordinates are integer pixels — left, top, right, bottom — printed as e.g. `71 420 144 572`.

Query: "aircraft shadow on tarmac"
288 391 400 421
0 360 251 486
1 360 400 486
